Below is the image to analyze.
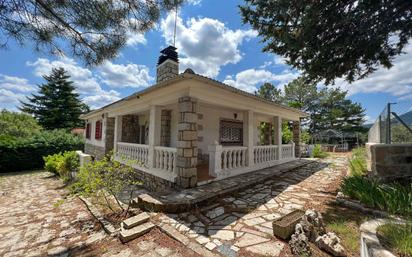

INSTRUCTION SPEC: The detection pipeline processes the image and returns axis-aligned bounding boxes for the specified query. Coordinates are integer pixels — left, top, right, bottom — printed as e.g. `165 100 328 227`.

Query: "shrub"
311 144 328 158
0 129 83 172
0 109 41 139
44 151 79 182
341 176 412 216
71 154 142 213
377 221 412 256
349 147 368 176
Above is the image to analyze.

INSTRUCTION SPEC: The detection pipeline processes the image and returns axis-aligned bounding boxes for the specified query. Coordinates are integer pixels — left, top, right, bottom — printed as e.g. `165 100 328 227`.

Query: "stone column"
273 116 282 160
105 117 115 154
292 120 301 158
176 96 198 188
244 110 254 166
160 110 171 147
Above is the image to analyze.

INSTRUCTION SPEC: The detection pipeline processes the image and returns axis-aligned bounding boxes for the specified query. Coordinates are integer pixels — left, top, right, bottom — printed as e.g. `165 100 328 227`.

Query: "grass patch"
348 147 367 176
323 205 367 255
377 222 412 257
311 144 329 158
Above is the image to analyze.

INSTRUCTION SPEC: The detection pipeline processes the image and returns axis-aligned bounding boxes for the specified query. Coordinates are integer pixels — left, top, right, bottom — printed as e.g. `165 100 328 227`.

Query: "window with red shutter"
86 123 91 139
95 120 102 140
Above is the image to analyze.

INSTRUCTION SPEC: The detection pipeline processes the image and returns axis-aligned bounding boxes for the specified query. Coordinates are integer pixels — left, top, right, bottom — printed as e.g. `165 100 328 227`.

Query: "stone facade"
105 117 115 153
131 167 175 191
122 114 140 143
156 60 178 83
84 143 105 160
369 143 412 181
292 120 301 158
176 96 198 188
160 110 171 146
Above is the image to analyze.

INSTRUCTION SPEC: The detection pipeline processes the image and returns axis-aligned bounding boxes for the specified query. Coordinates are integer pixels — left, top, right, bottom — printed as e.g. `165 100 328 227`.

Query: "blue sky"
1 0 411 123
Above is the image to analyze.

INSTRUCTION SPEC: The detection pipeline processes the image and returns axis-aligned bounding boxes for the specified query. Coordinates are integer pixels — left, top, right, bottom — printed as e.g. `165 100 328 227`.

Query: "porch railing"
154 146 177 173
253 145 278 164
221 146 248 171
281 143 295 159
116 142 149 166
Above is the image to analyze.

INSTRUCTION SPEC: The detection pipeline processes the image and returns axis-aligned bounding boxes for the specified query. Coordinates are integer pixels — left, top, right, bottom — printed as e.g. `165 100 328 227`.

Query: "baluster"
156 150 160 168
237 149 241 167
168 152 173 172
222 151 227 170
232 150 237 169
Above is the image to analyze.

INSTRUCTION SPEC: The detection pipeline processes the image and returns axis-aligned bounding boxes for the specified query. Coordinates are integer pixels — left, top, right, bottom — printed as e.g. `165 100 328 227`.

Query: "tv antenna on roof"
173 1 178 47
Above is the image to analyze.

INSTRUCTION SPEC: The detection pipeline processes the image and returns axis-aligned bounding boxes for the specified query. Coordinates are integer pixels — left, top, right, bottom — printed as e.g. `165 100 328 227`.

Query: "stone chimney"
157 46 179 83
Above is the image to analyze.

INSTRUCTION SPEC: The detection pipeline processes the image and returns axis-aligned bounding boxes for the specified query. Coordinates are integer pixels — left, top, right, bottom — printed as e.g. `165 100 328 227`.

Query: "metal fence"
368 103 412 144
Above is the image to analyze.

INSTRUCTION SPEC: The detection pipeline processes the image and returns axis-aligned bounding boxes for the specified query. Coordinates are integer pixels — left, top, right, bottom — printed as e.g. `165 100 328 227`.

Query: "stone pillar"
244 110 254 166
292 120 301 158
176 96 198 188
148 106 161 169
160 110 171 147
121 114 140 143
273 116 282 160
105 117 115 154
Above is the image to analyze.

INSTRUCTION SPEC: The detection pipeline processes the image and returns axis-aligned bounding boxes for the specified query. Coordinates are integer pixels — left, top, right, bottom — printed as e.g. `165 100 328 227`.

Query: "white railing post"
292 141 296 159
244 110 254 166
148 106 161 169
208 142 222 177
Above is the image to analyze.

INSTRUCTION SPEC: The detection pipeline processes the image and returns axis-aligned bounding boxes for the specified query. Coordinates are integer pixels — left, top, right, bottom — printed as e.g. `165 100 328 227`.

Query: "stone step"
120 222 155 243
122 212 150 229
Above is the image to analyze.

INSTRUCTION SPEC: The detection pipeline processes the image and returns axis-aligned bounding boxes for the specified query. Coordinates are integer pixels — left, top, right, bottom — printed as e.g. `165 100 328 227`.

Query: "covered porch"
111 95 302 189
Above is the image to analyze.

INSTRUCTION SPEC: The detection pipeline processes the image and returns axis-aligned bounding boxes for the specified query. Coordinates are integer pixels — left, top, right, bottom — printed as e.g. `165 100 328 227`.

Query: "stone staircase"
119 212 155 243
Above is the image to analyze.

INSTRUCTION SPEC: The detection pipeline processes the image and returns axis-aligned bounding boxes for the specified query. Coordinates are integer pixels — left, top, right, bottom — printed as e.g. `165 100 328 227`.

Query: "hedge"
0 130 84 172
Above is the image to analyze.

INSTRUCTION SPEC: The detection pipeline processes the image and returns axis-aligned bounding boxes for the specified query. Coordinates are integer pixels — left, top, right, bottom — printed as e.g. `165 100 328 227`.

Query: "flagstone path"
0 171 200 257
155 154 347 257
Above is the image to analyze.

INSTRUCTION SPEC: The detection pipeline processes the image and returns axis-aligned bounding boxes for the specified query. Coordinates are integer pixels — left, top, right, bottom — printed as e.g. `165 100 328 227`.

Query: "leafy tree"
283 77 318 112
240 0 412 84
255 82 283 103
20 67 89 130
0 109 41 139
0 0 183 65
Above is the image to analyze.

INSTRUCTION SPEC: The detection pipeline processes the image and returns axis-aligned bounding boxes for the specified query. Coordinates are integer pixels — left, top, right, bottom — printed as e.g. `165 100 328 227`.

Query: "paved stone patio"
0 172 201 257
155 155 347 256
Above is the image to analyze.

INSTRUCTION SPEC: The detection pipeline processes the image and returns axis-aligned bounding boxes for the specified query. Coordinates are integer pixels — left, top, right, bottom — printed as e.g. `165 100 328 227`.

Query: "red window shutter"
95 120 102 140
86 123 91 139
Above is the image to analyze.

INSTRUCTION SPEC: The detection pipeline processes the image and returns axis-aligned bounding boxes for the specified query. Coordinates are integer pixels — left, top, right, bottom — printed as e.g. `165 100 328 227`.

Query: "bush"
341 176 412 216
0 109 41 139
0 129 83 172
349 147 368 176
71 154 142 213
311 144 328 158
44 151 79 182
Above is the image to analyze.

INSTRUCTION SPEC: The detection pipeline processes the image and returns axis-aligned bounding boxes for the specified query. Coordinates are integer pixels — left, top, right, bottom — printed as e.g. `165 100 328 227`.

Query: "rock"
119 222 155 243
289 224 311 256
315 232 346 257
300 209 326 242
122 212 150 229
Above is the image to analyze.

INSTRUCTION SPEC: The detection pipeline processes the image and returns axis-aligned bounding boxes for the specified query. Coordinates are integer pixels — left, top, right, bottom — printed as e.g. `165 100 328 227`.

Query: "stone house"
81 46 307 191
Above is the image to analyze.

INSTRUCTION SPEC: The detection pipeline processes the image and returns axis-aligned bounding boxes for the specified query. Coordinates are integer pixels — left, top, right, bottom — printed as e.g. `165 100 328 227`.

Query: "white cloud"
26 57 102 95
335 43 412 100
99 62 153 88
26 57 123 109
223 69 300 93
161 14 257 77
126 32 147 46
0 89 26 110
187 0 202 5
0 75 35 92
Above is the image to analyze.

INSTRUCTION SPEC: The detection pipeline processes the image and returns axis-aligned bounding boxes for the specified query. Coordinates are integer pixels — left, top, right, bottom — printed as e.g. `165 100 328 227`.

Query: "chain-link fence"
368 103 412 144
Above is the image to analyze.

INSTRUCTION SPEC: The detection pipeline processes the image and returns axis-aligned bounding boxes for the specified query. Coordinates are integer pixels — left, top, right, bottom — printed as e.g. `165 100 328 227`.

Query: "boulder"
315 232 346 257
300 209 326 242
289 223 311 256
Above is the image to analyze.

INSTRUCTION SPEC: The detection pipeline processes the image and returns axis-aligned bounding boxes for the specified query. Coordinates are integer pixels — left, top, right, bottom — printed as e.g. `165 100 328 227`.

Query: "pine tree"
20 68 89 130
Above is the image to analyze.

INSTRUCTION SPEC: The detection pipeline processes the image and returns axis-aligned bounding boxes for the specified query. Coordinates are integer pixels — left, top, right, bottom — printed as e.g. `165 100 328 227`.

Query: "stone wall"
176 96 198 188
84 143 105 160
131 167 175 191
292 120 301 157
160 110 171 146
121 114 140 143
369 143 412 181
156 61 178 83
105 117 115 153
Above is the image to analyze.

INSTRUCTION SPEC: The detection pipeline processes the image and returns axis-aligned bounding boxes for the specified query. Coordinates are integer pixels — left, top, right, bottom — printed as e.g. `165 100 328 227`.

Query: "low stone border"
360 218 404 257
79 196 120 236
157 218 220 257
336 193 389 217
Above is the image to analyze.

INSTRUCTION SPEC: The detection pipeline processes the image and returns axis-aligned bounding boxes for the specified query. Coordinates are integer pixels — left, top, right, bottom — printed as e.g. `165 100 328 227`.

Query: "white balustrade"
281 143 294 159
220 146 248 171
116 142 149 166
253 145 278 164
154 146 177 173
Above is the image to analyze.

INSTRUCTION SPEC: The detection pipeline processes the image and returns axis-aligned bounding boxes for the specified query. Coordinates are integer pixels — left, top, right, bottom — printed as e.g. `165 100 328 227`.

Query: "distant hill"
398 110 412 125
